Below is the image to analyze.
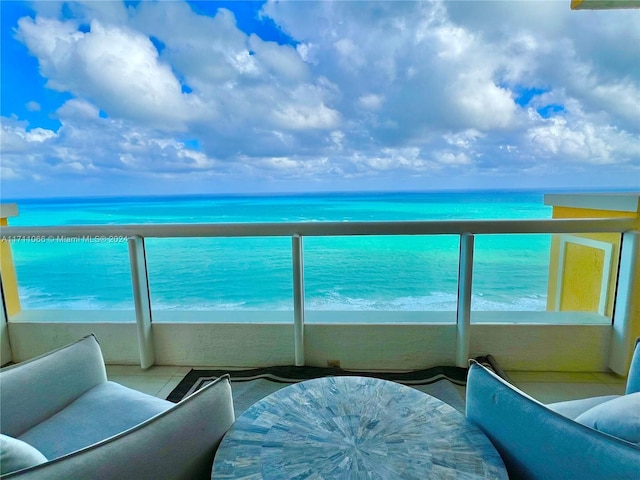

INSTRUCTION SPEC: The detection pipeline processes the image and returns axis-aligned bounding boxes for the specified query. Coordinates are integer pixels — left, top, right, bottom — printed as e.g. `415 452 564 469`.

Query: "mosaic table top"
212 376 507 479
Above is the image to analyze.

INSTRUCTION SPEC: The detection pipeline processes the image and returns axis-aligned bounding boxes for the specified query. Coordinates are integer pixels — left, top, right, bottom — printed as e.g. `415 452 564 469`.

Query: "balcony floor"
105 365 627 405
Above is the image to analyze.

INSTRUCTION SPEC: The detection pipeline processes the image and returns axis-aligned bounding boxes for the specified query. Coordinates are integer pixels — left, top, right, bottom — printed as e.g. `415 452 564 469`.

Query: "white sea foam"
305 291 546 312
18 286 132 310
152 301 249 311
18 285 547 312
18 285 546 313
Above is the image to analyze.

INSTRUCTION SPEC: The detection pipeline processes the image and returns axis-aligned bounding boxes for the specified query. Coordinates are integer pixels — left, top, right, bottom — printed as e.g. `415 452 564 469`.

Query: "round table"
212 376 507 479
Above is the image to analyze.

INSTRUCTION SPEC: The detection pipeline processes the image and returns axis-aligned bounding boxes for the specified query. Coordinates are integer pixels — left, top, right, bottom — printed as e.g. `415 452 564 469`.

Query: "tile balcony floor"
105 365 628 405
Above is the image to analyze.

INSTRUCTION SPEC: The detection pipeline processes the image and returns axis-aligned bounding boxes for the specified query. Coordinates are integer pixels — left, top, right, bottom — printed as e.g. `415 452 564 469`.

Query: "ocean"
6 191 553 312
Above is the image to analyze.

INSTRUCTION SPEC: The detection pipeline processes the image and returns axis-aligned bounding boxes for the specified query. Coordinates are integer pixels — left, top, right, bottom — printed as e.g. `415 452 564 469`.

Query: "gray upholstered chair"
0 334 235 479
466 338 640 480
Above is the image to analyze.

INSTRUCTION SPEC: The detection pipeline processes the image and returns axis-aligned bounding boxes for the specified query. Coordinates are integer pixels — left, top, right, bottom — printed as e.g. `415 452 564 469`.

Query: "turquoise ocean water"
7 191 553 312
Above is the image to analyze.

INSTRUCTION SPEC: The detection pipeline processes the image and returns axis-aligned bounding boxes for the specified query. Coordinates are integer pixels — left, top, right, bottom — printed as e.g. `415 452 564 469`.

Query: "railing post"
128 235 155 369
609 230 640 375
292 234 305 366
456 233 474 367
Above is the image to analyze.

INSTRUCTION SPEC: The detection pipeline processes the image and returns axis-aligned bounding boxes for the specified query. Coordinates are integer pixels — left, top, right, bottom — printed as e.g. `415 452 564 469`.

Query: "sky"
1 0 639 198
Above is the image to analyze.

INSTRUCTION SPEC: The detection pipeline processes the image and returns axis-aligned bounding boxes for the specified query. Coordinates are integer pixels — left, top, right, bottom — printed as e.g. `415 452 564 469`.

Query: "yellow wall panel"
559 243 603 312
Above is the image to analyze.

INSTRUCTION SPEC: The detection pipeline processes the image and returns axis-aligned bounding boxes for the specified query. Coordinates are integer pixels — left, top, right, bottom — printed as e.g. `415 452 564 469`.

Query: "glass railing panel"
145 237 292 322
471 233 551 317
470 232 615 324
10 238 135 320
304 235 459 323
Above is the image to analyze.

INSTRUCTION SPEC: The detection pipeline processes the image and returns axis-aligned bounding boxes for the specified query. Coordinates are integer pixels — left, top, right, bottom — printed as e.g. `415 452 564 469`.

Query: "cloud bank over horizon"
1 0 638 198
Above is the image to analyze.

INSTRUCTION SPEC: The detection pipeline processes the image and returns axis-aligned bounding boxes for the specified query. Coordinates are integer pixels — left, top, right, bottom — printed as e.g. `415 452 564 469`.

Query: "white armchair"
0 335 234 479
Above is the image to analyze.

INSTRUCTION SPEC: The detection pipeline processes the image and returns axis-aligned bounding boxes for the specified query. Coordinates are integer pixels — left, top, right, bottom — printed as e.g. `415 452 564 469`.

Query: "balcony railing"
1 217 637 370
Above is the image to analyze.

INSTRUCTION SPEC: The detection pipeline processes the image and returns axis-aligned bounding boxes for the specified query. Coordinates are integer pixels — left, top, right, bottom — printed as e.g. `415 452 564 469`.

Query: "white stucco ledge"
0 204 18 219
544 193 640 213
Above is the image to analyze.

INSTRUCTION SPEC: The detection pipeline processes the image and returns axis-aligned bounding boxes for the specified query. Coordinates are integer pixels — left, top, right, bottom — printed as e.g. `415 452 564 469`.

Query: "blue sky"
1 1 639 198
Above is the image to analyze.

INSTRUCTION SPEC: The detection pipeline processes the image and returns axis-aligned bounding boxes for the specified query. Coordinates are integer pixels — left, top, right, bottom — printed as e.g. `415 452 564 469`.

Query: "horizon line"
2 186 638 204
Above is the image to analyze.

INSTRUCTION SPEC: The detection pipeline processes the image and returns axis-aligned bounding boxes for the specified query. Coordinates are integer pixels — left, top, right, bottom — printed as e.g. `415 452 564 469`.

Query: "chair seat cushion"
575 392 640 444
547 395 619 420
18 381 172 460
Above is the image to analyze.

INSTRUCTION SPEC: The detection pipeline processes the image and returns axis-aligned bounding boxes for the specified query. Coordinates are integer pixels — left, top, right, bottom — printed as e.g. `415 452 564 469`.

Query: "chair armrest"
0 335 107 437
3 375 235 480
466 361 640 480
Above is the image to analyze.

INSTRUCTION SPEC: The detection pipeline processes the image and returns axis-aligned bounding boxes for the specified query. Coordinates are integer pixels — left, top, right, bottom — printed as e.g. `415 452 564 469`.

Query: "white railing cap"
0 217 636 239
544 193 640 213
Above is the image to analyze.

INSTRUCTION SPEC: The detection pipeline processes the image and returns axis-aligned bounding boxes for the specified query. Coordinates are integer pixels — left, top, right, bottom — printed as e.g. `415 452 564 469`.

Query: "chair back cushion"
466 361 640 480
547 394 618 420
0 335 108 437
0 435 47 475
575 392 640 444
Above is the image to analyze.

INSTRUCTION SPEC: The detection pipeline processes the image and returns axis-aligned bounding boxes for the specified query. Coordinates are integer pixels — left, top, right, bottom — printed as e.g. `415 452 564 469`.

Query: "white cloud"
25 101 41 111
449 74 516 130
334 38 367 71
444 130 483 149
350 147 443 173
583 79 640 129
0 108 221 185
357 94 384 111
248 34 308 82
434 151 472 166
2 0 639 196
527 115 638 165
1 118 57 155
296 42 319 65
131 1 340 138
17 16 201 130
330 130 345 150
262 0 523 136
30 0 129 26
25 127 56 143
56 98 100 119
132 3 249 85
273 99 340 131
0 166 20 180
434 24 474 59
